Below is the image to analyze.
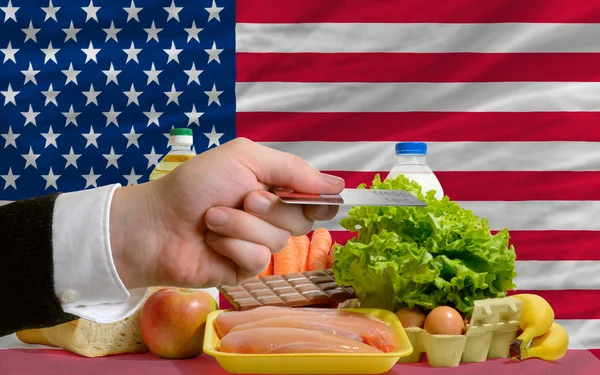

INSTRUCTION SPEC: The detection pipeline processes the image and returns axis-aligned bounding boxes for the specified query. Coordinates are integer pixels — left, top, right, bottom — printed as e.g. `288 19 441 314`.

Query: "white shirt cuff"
52 183 146 323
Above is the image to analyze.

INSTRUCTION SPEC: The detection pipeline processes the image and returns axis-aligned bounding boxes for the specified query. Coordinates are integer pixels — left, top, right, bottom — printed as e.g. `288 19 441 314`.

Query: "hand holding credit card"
273 188 427 207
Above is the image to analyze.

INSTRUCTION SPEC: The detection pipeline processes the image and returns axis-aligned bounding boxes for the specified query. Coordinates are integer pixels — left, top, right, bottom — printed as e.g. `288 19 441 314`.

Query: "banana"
514 322 569 361
509 293 555 360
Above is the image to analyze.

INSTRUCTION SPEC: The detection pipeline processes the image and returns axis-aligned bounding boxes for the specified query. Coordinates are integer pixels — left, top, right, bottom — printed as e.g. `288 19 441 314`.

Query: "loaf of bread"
16 287 162 357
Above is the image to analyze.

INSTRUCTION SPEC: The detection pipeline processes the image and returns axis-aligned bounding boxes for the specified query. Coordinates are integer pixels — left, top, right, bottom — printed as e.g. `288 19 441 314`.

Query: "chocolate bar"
218 269 356 310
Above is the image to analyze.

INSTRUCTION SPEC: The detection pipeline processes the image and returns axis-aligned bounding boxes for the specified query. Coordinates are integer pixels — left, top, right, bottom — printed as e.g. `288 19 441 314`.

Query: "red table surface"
1 349 599 375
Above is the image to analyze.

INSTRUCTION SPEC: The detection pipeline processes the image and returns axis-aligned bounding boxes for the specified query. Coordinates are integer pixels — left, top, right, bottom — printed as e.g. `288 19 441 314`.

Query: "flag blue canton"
0 0 235 200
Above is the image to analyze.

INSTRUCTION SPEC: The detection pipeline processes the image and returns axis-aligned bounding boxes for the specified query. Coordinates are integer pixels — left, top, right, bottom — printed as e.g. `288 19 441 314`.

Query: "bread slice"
16 287 162 357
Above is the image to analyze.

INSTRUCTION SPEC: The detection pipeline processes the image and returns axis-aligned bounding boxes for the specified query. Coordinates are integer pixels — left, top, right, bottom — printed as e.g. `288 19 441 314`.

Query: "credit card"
273 188 426 207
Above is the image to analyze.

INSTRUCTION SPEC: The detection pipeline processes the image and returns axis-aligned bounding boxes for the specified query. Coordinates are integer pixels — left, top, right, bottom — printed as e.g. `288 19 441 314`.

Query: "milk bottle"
385 142 444 200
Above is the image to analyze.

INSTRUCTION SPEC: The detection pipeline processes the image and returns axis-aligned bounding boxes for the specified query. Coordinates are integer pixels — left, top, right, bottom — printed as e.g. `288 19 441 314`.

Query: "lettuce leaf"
331 174 517 316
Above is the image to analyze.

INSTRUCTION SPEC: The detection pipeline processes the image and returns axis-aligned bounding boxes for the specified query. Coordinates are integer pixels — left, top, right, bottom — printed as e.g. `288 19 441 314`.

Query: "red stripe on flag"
237 53 600 83
237 0 600 23
508 290 600 319
237 112 600 142
318 171 600 201
589 349 600 360
327 230 600 261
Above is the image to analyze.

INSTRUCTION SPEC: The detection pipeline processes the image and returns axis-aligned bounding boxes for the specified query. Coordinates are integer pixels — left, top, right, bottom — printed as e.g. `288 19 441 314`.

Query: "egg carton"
397 296 523 367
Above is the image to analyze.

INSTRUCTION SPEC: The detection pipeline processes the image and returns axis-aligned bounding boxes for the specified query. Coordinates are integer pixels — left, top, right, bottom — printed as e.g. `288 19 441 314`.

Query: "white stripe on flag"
316 201 600 231
236 22 600 53
259 141 600 172
556 319 600 350
515 261 600 290
236 82 600 112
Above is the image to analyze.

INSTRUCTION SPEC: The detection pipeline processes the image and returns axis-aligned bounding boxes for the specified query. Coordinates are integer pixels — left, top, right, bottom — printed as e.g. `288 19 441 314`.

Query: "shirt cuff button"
60 288 79 304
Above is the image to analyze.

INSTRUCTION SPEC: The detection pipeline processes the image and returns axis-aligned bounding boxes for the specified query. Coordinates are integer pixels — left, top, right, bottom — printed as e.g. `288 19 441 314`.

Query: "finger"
230 138 345 194
205 206 291 254
303 204 340 222
244 190 315 236
204 231 272 282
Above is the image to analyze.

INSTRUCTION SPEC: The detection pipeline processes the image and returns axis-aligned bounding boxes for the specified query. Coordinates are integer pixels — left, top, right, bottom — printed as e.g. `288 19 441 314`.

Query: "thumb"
234 138 345 194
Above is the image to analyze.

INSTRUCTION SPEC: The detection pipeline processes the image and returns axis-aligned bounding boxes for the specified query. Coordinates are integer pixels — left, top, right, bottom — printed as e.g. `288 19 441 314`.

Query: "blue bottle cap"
395 142 427 155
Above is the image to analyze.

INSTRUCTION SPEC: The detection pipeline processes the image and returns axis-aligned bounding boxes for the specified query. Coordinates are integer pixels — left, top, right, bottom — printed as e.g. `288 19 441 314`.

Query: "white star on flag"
42 84 60 106
63 21 81 42
82 167 100 188
204 84 223 106
1 168 19 190
144 104 162 126
163 41 182 63
144 21 162 42
184 62 202 85
62 147 81 169
204 125 223 148
22 21 40 43
185 21 202 42
42 126 60 148
22 147 40 169
185 104 203 126
82 0 101 22
42 0 60 22
1 126 19 148
205 41 223 64
82 41 101 63
123 0 142 22
103 21 121 42
1 0 19 23
1 83 18 105
164 0 182 22
205 0 223 22
83 84 100 106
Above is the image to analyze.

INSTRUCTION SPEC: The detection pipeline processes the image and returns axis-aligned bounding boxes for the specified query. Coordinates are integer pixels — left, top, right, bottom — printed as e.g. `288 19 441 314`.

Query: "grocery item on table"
203 308 414 375
15 287 163 357
509 294 568 362
514 322 570 362
397 296 523 367
217 269 356 311
258 228 336 277
216 306 396 352
139 288 218 359
215 306 367 337
327 165 524 367
221 327 384 354
385 141 444 200
331 173 517 316
149 127 196 181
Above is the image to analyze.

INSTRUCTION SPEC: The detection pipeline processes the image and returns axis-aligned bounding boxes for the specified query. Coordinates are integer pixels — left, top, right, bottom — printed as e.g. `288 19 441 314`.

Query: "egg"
395 307 426 328
423 306 465 335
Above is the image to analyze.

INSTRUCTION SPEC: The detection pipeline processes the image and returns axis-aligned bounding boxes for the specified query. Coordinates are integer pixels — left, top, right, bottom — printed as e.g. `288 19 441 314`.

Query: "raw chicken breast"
229 315 397 352
215 306 380 338
220 327 383 354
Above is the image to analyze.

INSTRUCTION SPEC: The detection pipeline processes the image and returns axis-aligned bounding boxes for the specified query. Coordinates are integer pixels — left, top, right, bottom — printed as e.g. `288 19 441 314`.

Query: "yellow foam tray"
203 308 414 374
398 296 523 367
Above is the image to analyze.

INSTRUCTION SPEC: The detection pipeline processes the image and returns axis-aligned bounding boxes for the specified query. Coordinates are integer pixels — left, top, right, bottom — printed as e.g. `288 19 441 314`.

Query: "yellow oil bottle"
149 128 196 181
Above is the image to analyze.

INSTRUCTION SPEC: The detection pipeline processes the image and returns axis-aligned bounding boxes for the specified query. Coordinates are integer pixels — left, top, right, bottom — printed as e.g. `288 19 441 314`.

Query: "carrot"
258 255 274 277
307 228 332 271
274 236 299 275
294 235 311 272
326 244 335 269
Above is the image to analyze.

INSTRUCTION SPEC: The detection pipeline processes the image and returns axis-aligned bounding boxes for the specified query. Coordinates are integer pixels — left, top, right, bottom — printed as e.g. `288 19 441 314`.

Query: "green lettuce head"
331 174 517 317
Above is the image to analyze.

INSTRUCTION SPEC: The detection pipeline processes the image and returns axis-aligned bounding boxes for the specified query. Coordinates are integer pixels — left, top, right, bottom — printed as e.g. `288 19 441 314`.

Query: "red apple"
140 287 218 359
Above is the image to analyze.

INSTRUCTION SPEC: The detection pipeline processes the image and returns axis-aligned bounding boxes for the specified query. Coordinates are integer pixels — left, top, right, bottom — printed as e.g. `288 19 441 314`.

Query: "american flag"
0 0 233 200
1 0 600 363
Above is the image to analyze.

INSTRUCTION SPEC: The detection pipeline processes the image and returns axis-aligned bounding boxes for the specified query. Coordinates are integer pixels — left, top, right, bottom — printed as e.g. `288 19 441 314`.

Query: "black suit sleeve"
0 193 78 337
